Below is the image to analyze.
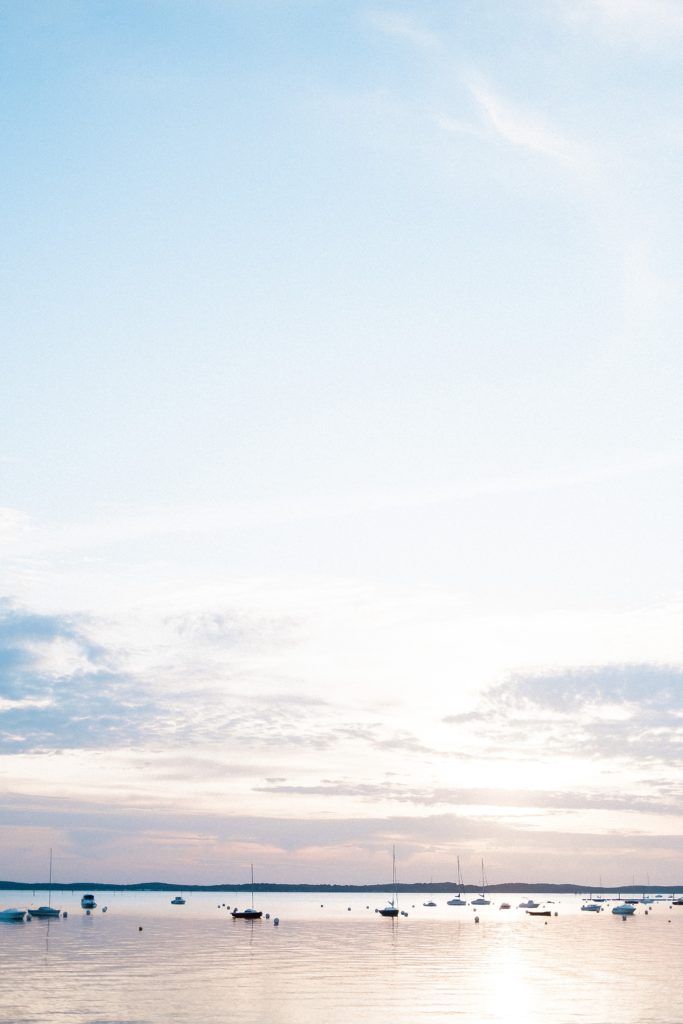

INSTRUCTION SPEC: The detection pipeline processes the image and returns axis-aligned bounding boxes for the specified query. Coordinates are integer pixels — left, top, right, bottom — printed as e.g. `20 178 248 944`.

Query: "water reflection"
0 892 682 1023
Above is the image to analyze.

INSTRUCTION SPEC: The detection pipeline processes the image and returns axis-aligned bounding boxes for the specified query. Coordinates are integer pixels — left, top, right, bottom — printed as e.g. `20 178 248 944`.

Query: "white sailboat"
447 857 467 905
470 859 491 905
378 846 400 917
28 849 61 919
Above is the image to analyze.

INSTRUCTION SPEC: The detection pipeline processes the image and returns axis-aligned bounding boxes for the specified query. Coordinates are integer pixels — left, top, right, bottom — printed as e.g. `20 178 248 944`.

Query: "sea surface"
1 889 682 1023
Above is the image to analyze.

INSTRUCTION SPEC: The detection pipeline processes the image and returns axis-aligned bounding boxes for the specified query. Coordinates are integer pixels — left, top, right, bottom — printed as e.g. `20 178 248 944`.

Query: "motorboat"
499 902 511 910
526 910 551 916
581 902 602 912
231 864 262 920
612 903 636 915
28 905 60 918
81 894 97 909
171 896 186 905
0 908 26 922
422 900 437 907
518 899 539 909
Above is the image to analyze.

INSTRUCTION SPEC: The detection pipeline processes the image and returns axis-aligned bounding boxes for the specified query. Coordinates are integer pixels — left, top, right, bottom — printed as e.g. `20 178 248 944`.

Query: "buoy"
265 913 270 919
347 907 351 911
474 916 480 923
273 917 279 926
138 926 143 931
62 912 68 919
102 907 108 912
554 912 558 917
86 909 91 916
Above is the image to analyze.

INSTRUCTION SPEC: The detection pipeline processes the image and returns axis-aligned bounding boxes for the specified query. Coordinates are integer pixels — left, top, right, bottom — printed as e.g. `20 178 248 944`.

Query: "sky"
2 0 683 888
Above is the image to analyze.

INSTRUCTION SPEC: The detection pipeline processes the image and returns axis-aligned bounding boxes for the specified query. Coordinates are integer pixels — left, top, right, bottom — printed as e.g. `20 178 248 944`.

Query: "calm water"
1 890 682 1023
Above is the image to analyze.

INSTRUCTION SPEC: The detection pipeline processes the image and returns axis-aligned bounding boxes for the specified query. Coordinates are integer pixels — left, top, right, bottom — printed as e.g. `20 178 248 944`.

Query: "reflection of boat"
81 894 97 909
171 895 186 905
29 849 61 919
231 865 262 919
0 908 26 921
379 846 400 918
470 860 491 905
447 857 467 906
612 903 636 915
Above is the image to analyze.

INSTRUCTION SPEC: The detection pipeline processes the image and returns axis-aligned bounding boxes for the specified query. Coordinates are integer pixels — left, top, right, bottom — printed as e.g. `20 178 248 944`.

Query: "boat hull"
0 909 26 921
28 907 60 918
231 910 262 919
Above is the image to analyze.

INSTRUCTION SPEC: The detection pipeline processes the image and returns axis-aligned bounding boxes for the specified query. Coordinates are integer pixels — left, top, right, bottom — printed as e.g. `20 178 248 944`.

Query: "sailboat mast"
251 863 254 908
48 848 53 910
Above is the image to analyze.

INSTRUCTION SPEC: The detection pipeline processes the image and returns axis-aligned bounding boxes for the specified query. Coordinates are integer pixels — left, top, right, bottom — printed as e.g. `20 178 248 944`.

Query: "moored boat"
612 903 636 915
378 846 400 918
447 857 467 906
231 865 262 920
29 849 61 919
0 908 26 922
81 894 97 909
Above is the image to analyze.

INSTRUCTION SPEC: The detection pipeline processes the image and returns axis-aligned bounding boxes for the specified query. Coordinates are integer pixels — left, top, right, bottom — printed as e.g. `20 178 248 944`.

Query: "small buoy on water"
554 912 558 917
62 912 68 918
265 913 270 919
102 907 108 912
474 916 480 923
86 909 91 916
138 926 143 931
274 917 279 926
347 907 351 911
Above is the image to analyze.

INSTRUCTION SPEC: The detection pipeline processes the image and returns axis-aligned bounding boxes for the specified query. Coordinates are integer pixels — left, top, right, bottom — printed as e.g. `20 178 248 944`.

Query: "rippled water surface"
2 891 683 1023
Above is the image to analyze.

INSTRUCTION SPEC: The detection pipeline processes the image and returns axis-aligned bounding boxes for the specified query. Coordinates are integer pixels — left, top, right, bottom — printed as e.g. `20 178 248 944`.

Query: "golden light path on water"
1 891 683 1023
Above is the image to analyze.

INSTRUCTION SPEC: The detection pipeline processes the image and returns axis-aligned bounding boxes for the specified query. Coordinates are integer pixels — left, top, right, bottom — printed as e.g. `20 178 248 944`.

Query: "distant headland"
0 880 678 895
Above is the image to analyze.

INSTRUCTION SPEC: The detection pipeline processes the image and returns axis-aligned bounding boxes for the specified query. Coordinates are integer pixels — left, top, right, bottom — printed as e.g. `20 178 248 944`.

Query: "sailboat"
231 865 262 919
28 849 61 919
470 859 491 905
447 857 467 905
378 846 400 917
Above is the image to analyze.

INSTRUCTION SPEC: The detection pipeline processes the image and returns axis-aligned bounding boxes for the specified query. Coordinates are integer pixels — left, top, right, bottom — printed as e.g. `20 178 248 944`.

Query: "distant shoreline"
1 880 679 894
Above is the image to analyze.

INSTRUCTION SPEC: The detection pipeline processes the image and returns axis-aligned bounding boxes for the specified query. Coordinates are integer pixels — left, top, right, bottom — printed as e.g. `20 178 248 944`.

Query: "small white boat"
471 859 491 905
447 857 467 905
171 896 186 905
612 903 636 915
581 902 602 912
422 900 437 907
0 908 26 922
81 894 97 909
518 899 539 909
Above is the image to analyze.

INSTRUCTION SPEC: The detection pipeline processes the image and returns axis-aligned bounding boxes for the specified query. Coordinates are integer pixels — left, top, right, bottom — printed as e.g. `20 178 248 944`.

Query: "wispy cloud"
556 0 683 46
366 10 442 51
448 664 683 769
464 74 595 175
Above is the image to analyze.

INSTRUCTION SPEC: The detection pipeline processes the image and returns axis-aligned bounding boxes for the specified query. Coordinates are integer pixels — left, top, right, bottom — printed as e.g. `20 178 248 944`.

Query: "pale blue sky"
2 0 683 885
